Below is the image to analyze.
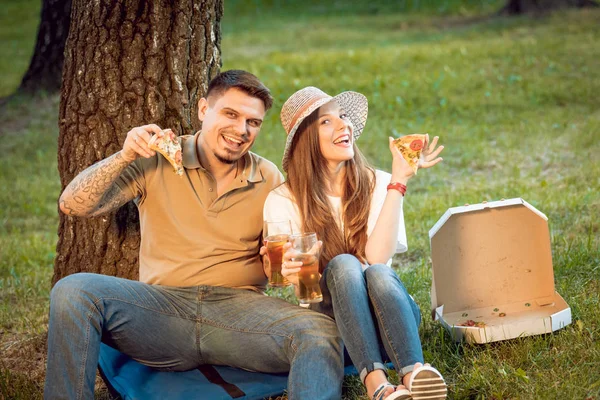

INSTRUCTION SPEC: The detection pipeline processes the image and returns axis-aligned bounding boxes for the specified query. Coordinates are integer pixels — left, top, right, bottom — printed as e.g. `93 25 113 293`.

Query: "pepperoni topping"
410 139 423 151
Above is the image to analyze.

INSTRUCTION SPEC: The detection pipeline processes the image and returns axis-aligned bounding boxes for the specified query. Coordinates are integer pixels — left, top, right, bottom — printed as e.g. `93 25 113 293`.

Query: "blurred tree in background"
14 0 598 97
18 0 71 94
500 0 598 14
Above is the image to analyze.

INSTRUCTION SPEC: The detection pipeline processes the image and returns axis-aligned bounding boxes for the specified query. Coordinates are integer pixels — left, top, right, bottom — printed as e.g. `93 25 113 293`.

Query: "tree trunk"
54 0 223 284
18 0 71 93
500 0 598 14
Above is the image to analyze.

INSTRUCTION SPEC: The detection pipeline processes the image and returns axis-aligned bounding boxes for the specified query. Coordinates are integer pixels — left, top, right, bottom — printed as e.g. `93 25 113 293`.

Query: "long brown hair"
285 110 375 272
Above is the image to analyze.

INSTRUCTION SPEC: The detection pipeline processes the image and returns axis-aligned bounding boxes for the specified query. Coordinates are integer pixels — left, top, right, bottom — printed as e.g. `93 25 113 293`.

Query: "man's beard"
215 152 238 165
215 129 249 164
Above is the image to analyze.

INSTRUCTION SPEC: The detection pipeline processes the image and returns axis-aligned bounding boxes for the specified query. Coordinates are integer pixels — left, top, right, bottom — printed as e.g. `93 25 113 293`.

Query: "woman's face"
317 101 354 169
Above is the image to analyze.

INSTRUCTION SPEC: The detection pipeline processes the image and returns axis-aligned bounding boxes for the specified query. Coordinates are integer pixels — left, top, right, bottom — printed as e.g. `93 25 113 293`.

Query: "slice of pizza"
148 129 184 176
392 134 427 175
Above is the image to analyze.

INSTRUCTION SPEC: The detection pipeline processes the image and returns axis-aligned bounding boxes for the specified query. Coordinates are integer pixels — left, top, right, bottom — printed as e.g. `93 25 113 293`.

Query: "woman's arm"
365 135 444 264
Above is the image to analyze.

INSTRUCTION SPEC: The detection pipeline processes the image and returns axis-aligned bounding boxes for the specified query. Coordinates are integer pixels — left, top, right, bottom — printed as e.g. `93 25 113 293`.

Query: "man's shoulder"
248 152 284 182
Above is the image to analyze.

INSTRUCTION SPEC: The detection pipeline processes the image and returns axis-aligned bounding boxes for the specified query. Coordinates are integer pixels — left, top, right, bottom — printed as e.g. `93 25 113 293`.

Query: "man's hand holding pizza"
121 124 164 163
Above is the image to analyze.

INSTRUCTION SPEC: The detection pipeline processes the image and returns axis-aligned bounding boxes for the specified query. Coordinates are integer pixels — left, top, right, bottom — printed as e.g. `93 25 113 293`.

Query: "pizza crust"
392 134 427 174
148 129 184 176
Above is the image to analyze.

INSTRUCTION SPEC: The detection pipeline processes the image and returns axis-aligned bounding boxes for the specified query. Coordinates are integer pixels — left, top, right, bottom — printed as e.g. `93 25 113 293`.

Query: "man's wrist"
118 150 136 164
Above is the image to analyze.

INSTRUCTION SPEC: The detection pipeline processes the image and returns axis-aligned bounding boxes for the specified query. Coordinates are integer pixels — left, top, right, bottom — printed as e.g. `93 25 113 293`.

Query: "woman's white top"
263 169 407 268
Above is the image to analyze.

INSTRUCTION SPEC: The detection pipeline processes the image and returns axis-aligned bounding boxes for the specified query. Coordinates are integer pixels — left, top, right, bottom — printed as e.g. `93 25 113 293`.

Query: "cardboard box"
429 198 571 344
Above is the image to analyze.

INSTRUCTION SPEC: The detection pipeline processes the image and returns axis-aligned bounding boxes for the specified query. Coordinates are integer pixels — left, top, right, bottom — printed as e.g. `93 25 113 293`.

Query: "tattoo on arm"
60 152 136 216
88 184 136 217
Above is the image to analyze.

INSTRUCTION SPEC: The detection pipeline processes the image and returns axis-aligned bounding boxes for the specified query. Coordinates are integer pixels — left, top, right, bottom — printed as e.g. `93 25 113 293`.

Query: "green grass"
1 1 600 398
0 0 41 96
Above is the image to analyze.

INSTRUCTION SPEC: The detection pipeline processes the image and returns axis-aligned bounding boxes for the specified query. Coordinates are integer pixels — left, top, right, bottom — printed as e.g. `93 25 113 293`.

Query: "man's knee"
294 312 343 352
50 273 99 312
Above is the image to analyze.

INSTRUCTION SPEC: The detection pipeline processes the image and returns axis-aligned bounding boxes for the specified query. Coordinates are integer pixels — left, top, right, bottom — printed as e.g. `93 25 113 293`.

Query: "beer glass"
264 220 292 287
288 232 323 304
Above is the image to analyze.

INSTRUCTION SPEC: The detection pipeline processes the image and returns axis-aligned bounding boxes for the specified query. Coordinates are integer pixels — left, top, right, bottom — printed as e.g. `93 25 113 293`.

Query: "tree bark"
54 0 223 284
499 0 598 14
18 0 71 93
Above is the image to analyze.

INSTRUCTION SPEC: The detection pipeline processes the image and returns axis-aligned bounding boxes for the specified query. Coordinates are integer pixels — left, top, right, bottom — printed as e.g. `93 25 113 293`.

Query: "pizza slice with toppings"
148 129 184 176
392 133 427 175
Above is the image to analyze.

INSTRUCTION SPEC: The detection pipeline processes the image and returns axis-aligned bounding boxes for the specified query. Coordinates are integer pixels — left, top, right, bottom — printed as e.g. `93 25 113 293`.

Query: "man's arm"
59 151 135 216
59 124 164 217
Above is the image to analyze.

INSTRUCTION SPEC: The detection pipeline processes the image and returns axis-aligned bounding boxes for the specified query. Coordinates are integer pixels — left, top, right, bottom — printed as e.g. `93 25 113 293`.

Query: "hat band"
287 95 330 136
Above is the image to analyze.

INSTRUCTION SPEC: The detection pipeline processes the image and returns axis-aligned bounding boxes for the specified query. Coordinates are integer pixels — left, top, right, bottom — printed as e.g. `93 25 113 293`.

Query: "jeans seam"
199 317 296 343
285 343 298 399
196 288 203 365
77 303 95 400
74 295 196 398
369 290 401 371
92 297 198 321
329 263 373 368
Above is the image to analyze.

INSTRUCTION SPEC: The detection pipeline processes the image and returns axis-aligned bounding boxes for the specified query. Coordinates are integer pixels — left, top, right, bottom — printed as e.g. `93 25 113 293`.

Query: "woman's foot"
365 370 394 399
372 383 411 400
403 362 447 400
401 362 423 388
371 382 395 400
366 370 412 400
366 370 411 400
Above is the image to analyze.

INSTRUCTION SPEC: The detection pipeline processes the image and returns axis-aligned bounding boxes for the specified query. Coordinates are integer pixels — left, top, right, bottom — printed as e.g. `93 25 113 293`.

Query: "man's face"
198 88 266 164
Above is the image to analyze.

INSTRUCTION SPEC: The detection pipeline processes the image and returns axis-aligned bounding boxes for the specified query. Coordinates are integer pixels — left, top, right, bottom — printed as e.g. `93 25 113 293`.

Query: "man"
45 70 343 399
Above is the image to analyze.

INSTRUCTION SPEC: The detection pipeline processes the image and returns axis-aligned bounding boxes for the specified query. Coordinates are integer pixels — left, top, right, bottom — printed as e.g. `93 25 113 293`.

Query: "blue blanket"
99 344 392 399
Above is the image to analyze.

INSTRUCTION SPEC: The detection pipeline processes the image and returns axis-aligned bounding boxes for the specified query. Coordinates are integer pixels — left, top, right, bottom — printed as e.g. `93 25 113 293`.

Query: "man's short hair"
207 70 273 111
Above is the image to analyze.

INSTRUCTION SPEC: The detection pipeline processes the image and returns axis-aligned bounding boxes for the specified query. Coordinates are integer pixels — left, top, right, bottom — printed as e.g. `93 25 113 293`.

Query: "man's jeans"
310 254 423 383
43 273 343 400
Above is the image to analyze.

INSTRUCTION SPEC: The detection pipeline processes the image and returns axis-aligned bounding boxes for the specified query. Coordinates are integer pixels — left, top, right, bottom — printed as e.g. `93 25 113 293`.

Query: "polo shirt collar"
182 131 263 183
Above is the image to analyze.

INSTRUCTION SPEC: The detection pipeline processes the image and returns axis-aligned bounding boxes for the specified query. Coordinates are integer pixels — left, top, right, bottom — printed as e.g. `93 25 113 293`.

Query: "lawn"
1 0 599 398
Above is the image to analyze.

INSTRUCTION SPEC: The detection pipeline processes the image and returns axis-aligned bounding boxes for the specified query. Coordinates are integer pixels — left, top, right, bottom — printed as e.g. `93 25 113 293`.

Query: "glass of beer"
264 220 293 287
288 232 323 304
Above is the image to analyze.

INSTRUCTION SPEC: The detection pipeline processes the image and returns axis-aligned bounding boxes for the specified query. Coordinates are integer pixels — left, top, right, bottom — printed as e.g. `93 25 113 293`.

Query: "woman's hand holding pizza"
388 134 445 183
419 135 444 169
388 136 414 183
121 124 164 163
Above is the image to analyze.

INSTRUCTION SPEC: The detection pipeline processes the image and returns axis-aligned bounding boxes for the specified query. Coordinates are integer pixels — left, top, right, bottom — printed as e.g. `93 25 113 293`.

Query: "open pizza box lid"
429 198 571 344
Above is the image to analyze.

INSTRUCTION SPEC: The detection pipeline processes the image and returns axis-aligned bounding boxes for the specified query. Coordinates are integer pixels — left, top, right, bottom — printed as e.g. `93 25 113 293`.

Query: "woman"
263 87 447 400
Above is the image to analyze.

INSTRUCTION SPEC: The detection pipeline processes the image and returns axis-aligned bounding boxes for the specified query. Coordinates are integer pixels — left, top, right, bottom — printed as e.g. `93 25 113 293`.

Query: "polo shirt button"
208 188 213 192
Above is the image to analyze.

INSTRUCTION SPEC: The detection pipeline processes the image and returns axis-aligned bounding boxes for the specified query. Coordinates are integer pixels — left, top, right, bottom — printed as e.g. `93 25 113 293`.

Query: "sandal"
373 382 412 400
407 365 447 400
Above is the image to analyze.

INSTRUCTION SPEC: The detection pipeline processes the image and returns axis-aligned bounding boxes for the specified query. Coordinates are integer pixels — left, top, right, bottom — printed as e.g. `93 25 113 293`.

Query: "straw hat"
280 86 368 171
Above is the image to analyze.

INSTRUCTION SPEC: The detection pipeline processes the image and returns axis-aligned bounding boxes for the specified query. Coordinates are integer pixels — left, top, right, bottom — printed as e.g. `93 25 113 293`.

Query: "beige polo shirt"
116 132 284 291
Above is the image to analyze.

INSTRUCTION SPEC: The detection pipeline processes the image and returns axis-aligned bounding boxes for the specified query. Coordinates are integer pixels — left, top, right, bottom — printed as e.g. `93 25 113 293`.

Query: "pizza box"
429 198 571 344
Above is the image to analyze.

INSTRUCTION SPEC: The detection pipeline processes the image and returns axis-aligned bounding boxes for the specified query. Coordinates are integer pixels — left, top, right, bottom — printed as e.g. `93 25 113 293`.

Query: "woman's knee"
325 254 364 285
365 264 408 294
365 265 421 323
326 254 363 275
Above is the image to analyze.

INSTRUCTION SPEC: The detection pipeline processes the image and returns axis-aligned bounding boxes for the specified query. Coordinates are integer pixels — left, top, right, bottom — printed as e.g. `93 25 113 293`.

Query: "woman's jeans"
43 273 343 400
310 254 423 383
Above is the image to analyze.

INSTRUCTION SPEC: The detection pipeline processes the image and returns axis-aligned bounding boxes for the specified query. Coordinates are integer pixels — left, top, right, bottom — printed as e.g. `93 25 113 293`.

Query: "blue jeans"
44 273 343 400
310 254 423 383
